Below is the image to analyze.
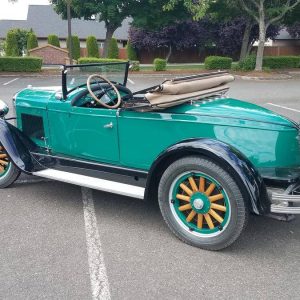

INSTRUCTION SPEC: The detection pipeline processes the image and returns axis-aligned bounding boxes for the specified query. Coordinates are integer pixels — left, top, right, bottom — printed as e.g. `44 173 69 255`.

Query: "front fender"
0 118 38 173
145 138 270 215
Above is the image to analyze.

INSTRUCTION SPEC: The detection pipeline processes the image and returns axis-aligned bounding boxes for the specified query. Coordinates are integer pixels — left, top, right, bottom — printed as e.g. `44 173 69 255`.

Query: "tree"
126 41 138 61
129 19 219 62
48 34 61 47
27 32 38 51
67 35 80 60
107 38 119 59
86 35 99 58
5 29 19 56
51 0 138 57
238 0 300 71
5 28 29 56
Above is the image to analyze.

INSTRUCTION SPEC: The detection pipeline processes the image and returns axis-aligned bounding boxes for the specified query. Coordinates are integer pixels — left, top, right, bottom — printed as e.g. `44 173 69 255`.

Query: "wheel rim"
0 145 11 178
169 172 231 238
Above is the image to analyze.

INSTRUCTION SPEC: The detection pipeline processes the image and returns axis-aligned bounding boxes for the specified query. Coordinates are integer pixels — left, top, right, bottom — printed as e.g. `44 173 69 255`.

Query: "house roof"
0 5 131 41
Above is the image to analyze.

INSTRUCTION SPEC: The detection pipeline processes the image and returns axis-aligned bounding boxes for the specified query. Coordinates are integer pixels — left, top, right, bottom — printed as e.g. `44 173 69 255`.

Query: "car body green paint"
14 83 300 174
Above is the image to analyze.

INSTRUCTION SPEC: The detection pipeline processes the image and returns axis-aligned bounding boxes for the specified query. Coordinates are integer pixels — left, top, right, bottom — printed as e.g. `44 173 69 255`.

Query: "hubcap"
0 145 10 178
170 172 230 236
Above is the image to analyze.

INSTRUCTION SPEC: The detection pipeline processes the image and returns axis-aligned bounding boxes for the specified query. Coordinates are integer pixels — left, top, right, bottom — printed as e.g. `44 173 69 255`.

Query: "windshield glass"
64 62 129 95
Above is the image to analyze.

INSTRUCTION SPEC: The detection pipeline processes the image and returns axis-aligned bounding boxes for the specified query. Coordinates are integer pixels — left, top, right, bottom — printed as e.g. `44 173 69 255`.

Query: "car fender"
0 118 39 173
145 138 270 215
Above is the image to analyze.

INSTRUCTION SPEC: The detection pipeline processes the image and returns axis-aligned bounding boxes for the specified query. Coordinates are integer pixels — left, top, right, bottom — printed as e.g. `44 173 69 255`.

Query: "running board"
33 169 145 199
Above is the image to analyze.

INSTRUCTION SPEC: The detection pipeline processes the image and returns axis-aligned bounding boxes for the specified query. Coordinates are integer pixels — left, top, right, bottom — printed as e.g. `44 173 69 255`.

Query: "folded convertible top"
145 72 234 109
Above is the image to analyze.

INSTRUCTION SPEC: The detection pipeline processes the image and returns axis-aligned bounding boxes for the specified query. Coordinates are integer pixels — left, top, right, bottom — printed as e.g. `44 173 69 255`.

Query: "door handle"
104 122 113 129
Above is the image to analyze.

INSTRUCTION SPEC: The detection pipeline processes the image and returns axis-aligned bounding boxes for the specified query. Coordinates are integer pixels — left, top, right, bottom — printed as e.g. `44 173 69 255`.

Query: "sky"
0 0 49 20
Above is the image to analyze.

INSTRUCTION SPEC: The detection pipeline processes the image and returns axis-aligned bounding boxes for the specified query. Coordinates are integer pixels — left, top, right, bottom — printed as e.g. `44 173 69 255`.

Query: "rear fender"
145 139 270 215
0 118 39 173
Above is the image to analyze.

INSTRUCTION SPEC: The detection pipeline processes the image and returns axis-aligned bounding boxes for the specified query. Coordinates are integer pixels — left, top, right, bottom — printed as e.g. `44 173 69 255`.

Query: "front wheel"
158 156 248 251
0 145 21 188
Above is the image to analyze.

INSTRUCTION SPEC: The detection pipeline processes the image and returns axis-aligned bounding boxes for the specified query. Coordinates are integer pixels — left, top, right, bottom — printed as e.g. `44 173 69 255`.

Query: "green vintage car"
0 62 299 250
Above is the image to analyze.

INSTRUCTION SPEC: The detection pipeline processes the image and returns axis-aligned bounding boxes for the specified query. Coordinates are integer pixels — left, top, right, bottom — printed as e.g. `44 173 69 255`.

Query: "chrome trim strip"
272 193 300 203
33 169 145 199
271 205 300 214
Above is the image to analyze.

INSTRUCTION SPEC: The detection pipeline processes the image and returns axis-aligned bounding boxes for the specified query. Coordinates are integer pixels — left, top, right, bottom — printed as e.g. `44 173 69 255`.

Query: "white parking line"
127 78 135 85
81 187 111 300
267 103 300 113
3 78 19 86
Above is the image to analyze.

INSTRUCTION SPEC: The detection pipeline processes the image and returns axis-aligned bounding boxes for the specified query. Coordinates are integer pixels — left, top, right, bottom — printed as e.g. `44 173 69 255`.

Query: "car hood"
15 87 61 109
165 98 297 129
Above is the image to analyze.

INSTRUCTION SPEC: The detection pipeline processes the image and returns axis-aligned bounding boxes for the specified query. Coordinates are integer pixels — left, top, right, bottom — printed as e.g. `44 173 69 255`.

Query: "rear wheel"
0 145 20 188
158 156 248 251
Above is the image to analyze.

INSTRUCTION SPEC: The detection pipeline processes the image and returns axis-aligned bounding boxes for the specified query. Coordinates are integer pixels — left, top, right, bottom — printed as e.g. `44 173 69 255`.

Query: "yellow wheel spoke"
204 214 214 229
211 203 227 212
188 177 198 192
199 177 205 193
179 204 192 212
0 160 8 166
209 193 224 202
197 214 203 229
209 209 224 224
176 194 190 202
180 183 193 196
205 183 216 196
0 154 7 159
186 210 197 222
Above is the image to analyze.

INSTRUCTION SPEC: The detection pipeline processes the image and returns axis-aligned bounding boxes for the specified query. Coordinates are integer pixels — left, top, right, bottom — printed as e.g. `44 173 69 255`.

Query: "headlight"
0 99 9 118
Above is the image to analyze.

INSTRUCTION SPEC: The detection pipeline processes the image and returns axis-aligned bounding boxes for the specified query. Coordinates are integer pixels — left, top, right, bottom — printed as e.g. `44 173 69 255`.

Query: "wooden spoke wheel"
158 156 248 251
0 145 11 178
0 144 20 188
172 172 230 235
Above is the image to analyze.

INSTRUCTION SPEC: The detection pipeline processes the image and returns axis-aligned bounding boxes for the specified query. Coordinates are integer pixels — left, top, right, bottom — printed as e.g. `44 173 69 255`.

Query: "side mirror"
0 99 9 118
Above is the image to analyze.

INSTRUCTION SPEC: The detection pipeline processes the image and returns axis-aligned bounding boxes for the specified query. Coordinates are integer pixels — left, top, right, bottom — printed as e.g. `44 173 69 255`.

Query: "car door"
68 106 119 163
48 100 119 164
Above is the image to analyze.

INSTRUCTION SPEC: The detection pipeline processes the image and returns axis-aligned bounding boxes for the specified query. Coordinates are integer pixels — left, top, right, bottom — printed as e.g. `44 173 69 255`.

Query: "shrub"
130 60 140 71
48 34 60 48
0 57 42 72
205 56 233 70
153 58 167 71
67 35 80 60
107 38 119 59
86 36 99 58
238 55 256 71
27 33 38 51
5 30 19 56
126 41 137 61
263 56 300 69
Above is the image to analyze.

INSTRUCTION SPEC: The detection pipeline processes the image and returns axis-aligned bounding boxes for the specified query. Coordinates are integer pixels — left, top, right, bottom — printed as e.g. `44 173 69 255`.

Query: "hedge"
153 58 167 71
126 41 138 61
48 34 60 48
86 36 99 58
67 35 80 60
238 55 300 71
263 56 300 69
27 33 38 51
0 57 42 72
107 38 119 59
78 57 126 64
205 56 233 70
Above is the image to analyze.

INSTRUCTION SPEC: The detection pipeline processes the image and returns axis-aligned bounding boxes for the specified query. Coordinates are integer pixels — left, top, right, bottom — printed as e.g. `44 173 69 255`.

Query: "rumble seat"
145 73 234 108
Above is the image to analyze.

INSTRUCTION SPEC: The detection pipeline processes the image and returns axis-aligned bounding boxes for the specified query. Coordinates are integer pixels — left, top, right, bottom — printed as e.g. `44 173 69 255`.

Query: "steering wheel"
87 74 122 109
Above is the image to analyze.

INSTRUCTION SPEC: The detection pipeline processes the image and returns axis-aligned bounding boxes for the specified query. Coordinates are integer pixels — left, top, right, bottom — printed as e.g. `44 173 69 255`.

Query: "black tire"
158 156 248 251
0 145 21 188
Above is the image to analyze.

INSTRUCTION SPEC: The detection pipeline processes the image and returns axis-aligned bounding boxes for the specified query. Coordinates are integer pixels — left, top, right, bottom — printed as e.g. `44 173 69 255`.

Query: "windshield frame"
62 62 130 99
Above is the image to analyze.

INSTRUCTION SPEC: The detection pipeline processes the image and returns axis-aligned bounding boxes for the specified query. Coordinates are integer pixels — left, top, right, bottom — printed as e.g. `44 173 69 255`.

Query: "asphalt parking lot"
0 74 300 299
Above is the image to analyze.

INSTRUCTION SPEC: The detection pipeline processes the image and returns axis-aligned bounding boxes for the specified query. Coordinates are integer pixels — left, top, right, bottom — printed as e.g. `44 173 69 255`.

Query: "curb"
234 74 293 81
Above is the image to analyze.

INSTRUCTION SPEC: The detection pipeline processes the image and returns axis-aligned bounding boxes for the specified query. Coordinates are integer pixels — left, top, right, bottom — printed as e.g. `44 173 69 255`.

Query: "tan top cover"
145 74 234 108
